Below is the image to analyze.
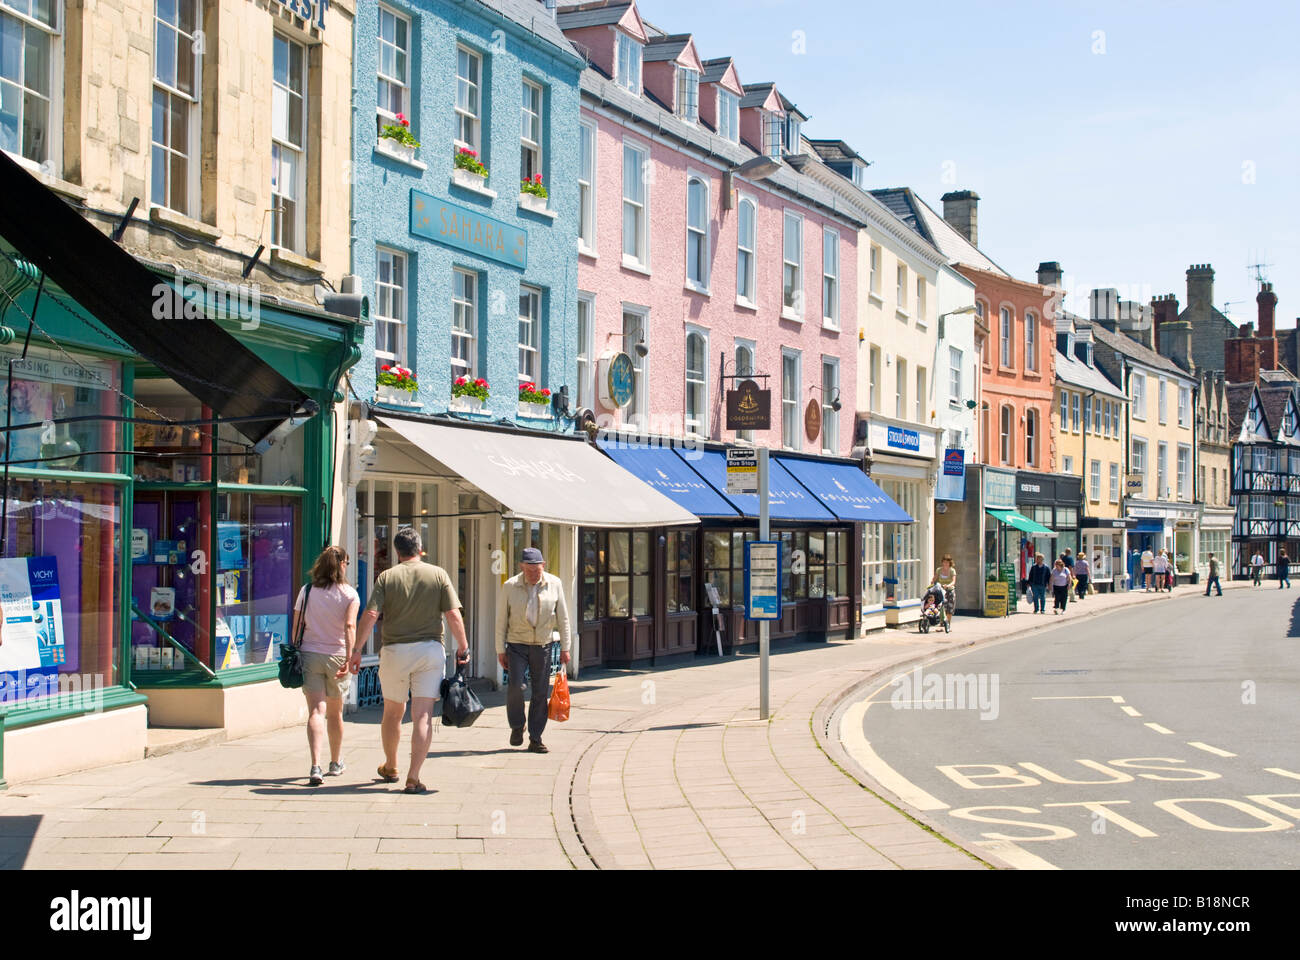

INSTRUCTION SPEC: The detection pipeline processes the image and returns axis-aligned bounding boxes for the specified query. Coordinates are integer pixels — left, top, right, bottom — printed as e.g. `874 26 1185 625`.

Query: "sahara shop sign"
410 190 528 269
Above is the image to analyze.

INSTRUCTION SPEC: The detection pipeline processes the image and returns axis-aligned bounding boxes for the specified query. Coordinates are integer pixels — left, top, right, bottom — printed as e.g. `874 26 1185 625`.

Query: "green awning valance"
987 508 1058 537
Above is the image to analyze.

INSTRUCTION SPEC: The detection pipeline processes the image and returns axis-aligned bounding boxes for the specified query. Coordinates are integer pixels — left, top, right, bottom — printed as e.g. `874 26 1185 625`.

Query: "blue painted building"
351 0 584 418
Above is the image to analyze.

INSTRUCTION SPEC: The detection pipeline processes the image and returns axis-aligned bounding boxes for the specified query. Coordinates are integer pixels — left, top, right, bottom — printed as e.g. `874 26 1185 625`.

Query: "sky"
634 0 1300 328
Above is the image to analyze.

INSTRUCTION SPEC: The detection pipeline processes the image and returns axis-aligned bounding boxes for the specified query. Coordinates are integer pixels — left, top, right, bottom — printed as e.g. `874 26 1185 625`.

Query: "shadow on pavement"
0 814 44 868
189 777 428 797
1289 596 1300 638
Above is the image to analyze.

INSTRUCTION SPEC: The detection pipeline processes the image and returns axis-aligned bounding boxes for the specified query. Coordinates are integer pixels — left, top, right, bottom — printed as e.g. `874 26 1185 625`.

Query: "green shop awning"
986 509 1058 537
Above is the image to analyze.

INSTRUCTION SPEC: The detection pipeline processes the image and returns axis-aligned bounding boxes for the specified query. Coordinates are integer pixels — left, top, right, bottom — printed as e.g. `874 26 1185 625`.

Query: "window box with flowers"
451 148 495 197
517 382 552 419
518 174 551 216
377 113 422 166
376 365 419 406
450 376 490 414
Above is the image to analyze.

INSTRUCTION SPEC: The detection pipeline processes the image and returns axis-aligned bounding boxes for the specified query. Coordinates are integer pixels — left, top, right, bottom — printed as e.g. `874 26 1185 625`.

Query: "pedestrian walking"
1279 551 1291 589
1050 558 1071 614
351 527 469 794
1251 550 1265 586
1141 546 1155 591
1161 549 1175 591
931 554 958 628
1073 553 1090 600
292 545 359 786
1204 553 1223 597
1152 549 1168 593
496 546 572 754
1027 553 1051 613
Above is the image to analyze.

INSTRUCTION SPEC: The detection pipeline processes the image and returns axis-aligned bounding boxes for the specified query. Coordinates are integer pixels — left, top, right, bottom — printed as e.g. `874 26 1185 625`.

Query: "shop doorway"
458 518 478 671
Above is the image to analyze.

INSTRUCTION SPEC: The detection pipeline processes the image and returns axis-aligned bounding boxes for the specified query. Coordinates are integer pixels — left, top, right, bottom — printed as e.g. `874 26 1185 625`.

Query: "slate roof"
643 34 691 61
870 187 1009 277
482 0 585 60
1226 383 1256 436
740 82 777 109
700 57 734 85
1056 347 1125 399
1090 322 1194 381
578 70 867 228
556 1 632 30
808 139 866 165
1259 385 1296 435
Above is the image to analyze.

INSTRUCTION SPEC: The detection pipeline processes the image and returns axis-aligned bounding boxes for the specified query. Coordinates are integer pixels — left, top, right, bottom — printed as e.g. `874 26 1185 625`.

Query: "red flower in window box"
452 376 489 402
518 382 551 406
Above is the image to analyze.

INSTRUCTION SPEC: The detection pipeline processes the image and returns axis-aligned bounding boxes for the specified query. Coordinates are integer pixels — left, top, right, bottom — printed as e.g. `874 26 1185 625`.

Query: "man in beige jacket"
496 547 571 753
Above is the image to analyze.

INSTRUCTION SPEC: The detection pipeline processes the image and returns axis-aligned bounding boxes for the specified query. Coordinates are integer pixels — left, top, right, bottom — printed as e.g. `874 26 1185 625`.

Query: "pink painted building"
558 1 862 455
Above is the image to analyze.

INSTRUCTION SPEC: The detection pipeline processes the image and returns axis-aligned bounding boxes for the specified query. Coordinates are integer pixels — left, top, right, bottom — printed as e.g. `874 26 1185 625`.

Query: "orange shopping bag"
548 665 570 722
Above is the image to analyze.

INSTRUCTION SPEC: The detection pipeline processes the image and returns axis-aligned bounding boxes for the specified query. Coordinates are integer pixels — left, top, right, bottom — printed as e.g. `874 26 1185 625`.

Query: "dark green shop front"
0 241 361 776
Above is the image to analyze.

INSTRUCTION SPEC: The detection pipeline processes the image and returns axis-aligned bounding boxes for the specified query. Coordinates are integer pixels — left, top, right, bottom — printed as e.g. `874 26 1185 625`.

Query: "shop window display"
213 493 300 669
130 490 211 670
665 529 694 613
0 480 121 703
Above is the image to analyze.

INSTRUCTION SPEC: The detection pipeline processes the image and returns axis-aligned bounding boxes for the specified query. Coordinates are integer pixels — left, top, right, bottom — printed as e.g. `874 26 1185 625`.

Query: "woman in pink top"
291 545 360 786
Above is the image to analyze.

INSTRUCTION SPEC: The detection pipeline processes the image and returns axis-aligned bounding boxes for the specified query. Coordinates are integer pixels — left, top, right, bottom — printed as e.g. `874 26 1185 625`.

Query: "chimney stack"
1090 288 1119 329
1152 294 1193 373
1257 281 1278 339
1186 263 1214 316
1224 321 1262 384
1037 261 1063 289
941 190 980 246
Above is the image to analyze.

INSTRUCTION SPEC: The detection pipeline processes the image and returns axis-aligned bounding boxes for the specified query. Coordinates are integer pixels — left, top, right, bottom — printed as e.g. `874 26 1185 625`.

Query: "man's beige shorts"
378 640 445 703
300 651 350 699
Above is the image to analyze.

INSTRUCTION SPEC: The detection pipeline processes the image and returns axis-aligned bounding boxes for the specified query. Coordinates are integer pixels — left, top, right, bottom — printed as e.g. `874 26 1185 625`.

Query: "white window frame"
1110 462 1120 503
763 110 783 160
895 357 907 420
1178 385 1190 427
0 0 61 173
518 285 542 385
782 210 803 320
1158 377 1168 425
999 307 1013 367
1157 441 1168 499
675 66 699 124
151 0 201 218
896 263 907 312
948 347 963 402
376 4 410 132
520 77 543 183
450 267 476 380
1026 407 1038 466
869 244 880 296
915 366 925 424
736 194 757 308
615 31 641 95
1177 443 1190 500
1083 395 1092 435
685 172 710 293
374 246 408 372
1059 390 1068 432
271 31 307 253
821 227 839 329
781 347 802 450
869 346 881 413
822 355 839 454
576 291 595 411
1090 459 1101 501
1000 405 1013 465
1024 311 1037 371
1131 372 1146 420
1132 437 1147 494
454 44 482 153
915 276 926 327
1062 455 1074 475
684 325 709 437
622 304 650 427
1071 391 1080 433
577 119 597 255
621 139 650 271
734 337 757 442
717 88 739 144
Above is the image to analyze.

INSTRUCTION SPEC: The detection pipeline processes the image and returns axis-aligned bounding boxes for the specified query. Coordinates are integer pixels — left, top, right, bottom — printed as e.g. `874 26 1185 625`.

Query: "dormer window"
763 111 783 160
616 32 642 94
783 115 801 154
675 67 699 124
717 89 739 143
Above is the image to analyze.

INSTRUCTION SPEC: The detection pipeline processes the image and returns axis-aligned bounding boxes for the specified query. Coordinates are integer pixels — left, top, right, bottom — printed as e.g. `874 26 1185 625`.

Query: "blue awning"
597 441 740 518
674 449 837 522
778 457 914 523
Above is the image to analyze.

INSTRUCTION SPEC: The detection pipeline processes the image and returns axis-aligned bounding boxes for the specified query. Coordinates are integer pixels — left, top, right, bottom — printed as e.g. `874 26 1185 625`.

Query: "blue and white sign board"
868 421 937 459
936 447 966 502
726 447 758 496
0 556 66 702
744 540 782 621
410 190 528 269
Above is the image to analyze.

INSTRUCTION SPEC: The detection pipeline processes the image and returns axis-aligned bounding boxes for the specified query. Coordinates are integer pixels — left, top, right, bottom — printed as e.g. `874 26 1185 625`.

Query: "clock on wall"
597 350 636 409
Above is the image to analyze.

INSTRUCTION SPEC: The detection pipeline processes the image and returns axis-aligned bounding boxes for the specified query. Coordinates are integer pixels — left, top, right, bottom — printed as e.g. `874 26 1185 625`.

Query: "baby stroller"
919 583 950 634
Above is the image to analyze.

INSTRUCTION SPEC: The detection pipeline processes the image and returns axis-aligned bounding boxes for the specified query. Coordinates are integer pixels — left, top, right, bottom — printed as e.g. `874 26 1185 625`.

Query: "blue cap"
521 547 544 564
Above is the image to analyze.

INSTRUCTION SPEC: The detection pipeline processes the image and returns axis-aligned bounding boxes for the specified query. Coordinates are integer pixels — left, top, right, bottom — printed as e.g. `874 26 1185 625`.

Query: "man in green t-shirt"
352 527 469 794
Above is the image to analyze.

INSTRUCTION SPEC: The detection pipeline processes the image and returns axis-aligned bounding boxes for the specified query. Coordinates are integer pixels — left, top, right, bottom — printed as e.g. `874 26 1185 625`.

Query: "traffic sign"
726 447 758 495
745 540 782 620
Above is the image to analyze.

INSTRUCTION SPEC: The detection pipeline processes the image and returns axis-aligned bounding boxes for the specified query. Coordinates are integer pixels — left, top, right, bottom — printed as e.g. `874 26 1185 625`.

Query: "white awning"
376 417 698 528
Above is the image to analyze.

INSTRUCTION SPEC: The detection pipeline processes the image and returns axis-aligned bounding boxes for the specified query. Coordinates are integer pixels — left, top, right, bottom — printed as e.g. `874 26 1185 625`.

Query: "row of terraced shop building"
0 0 1289 784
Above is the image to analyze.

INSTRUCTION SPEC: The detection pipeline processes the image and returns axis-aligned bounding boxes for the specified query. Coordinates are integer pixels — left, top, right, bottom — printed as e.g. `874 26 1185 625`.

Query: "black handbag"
440 660 484 728
279 584 310 689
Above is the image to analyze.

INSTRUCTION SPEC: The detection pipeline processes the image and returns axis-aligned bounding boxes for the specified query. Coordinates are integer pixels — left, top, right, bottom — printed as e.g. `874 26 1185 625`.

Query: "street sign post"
758 447 770 719
726 447 758 495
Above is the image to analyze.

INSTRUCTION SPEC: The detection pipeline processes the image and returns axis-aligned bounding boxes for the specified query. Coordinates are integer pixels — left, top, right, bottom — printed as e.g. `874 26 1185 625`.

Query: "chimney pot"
1037 261 1063 288
941 190 980 246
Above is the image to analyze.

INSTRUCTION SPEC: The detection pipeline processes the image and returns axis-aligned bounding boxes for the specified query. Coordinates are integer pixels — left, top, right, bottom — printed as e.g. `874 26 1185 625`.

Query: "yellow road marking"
840 699 950 811
1120 706 1142 717
973 839 1060 870
1032 695 1126 702
1187 741 1237 758
1265 767 1300 781
1144 723 1175 735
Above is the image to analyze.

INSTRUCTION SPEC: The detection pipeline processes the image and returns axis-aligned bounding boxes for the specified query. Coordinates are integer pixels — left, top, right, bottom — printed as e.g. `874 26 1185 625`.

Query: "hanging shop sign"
1126 473 1144 490
410 190 528 269
0 556 66 702
983 467 1017 509
726 379 771 432
804 399 822 443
